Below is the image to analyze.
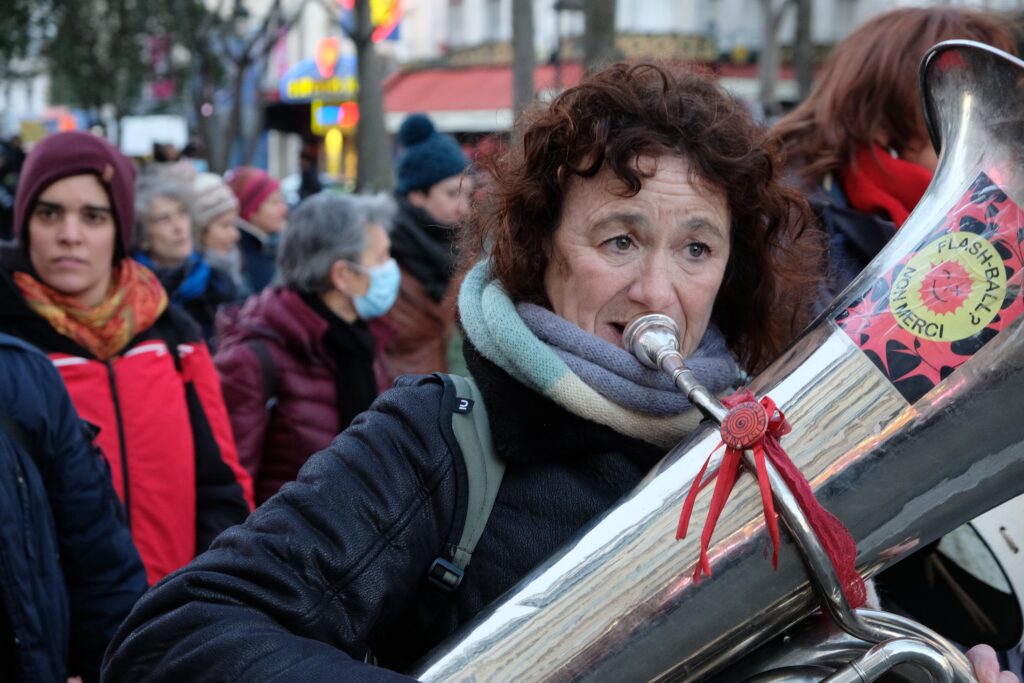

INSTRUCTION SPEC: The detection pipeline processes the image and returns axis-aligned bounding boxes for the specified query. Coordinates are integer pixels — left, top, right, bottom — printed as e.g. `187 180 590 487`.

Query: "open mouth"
604 322 626 347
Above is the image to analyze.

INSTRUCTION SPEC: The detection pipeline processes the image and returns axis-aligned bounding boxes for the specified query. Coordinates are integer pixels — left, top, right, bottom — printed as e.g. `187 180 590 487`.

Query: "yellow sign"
311 100 359 135
19 121 48 144
339 0 402 42
889 232 1007 342
286 76 358 101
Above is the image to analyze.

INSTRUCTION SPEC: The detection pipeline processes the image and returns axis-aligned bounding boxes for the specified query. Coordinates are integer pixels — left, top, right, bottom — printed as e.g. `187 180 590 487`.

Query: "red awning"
383 62 584 132
384 61 584 112
381 60 795 133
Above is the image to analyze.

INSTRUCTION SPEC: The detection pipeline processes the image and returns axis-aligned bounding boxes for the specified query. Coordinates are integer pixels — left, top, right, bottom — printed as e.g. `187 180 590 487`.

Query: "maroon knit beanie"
225 166 281 222
14 131 137 258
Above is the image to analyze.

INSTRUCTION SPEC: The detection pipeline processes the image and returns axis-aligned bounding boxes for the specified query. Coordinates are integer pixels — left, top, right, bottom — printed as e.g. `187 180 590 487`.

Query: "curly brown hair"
460 61 823 373
774 7 1016 186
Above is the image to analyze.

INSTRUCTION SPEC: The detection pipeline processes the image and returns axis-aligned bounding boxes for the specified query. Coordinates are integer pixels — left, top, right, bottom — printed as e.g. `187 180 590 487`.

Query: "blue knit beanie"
395 113 469 195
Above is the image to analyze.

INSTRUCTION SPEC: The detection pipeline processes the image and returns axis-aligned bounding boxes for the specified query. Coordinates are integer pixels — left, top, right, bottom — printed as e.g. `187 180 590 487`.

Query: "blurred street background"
2 0 1024 237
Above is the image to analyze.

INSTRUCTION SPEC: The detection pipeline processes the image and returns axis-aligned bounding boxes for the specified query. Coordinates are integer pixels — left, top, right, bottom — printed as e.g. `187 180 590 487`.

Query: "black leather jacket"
103 346 667 681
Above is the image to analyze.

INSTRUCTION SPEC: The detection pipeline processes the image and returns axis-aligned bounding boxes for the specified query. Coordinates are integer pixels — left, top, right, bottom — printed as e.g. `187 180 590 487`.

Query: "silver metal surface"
413 41 1024 683
721 611 964 683
625 313 970 676
821 639 955 683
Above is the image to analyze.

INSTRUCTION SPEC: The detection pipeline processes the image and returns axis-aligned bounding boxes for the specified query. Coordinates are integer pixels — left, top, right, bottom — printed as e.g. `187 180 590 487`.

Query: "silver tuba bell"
412 40 1024 682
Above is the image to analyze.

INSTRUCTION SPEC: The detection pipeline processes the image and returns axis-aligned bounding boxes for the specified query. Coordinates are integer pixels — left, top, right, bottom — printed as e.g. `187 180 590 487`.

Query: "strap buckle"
427 557 465 593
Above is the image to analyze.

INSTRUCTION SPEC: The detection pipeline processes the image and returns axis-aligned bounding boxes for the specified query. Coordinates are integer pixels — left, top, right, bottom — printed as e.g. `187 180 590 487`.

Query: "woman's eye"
687 242 709 258
34 207 57 221
608 235 633 251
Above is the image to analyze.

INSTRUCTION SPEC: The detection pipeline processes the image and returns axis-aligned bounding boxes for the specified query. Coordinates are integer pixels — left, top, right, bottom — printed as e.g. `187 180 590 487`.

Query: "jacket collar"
236 218 269 245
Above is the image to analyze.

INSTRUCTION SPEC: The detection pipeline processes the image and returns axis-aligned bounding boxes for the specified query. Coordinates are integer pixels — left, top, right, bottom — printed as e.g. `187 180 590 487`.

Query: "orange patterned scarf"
14 259 168 360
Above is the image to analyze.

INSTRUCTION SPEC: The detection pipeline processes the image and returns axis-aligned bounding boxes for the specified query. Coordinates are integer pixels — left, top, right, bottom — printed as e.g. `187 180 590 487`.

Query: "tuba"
413 40 1024 682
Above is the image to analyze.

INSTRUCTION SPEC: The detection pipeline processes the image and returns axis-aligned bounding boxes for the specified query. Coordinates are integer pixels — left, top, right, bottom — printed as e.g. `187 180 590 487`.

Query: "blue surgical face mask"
352 258 400 320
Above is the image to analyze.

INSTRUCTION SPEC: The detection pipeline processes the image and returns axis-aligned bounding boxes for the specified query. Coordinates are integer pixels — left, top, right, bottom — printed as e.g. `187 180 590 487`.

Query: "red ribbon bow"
677 389 866 608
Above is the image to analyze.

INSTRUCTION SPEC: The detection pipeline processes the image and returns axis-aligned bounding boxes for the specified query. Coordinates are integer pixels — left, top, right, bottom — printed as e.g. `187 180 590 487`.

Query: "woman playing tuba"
102 61 1013 682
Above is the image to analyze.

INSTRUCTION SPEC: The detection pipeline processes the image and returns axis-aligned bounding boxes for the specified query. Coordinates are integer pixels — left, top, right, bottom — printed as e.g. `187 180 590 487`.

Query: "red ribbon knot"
676 388 866 608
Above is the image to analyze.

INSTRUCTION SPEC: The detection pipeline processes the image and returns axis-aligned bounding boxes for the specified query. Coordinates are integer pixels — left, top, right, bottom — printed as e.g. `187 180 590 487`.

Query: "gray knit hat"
193 172 239 234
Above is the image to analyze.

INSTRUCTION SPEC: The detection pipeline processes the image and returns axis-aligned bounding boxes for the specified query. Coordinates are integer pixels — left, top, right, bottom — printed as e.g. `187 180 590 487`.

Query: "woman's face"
28 173 117 308
408 174 473 226
900 136 939 173
202 209 240 254
249 189 288 234
344 222 392 297
544 155 731 356
142 196 193 267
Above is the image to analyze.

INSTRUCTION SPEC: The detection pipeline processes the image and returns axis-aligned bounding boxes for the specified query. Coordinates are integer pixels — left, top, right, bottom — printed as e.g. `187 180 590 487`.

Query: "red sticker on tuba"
835 171 1024 404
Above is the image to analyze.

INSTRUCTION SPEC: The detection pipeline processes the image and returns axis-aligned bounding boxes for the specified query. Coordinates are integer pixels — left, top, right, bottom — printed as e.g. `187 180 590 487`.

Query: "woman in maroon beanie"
225 165 288 293
0 130 254 585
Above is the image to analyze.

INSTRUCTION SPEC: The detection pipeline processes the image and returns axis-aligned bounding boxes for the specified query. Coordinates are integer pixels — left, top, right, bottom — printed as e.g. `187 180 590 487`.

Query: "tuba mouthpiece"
623 313 728 423
622 313 681 370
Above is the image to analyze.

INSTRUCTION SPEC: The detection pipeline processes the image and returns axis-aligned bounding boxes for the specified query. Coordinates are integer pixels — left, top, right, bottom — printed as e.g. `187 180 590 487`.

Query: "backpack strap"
245 339 279 414
426 373 505 595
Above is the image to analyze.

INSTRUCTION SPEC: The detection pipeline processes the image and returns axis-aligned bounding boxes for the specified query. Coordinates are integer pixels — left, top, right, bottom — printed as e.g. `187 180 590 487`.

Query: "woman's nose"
628 253 675 311
176 213 192 234
56 217 84 243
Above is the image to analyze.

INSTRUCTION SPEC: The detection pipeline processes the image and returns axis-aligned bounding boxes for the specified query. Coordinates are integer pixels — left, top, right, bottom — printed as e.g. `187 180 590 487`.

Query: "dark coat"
381 199 459 380
135 252 239 351
0 333 147 683
102 344 666 681
807 177 897 310
214 287 393 505
237 222 278 294
178 265 237 350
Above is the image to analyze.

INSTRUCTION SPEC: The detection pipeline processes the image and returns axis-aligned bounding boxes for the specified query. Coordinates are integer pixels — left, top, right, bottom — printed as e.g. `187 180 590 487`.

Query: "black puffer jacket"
102 344 666 681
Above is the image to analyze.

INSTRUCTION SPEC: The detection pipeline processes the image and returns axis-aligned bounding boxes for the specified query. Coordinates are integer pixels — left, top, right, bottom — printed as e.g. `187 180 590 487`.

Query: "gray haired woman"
133 176 239 347
213 192 398 504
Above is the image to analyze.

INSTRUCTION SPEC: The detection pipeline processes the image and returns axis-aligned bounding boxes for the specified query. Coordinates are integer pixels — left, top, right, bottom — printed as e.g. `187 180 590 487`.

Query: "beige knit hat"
193 172 240 235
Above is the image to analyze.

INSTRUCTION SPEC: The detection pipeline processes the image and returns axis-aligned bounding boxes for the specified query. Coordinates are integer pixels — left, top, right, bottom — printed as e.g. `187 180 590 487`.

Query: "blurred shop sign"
279 38 358 103
120 115 188 157
311 100 359 135
338 0 402 43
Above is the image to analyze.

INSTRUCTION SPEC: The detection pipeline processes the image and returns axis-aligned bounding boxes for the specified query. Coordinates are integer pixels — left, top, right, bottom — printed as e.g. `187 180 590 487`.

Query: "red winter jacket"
0 265 254 585
214 287 393 505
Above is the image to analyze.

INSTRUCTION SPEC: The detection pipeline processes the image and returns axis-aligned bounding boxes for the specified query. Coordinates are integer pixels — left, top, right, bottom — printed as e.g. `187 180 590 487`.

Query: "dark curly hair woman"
105 61 830 681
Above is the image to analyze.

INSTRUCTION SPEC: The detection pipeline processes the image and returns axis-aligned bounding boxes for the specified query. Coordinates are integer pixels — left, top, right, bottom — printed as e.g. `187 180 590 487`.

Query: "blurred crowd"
0 5 1021 683
0 108 474 681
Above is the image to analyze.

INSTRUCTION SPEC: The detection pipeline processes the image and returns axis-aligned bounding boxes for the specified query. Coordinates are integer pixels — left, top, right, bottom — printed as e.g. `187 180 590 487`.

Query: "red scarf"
15 259 168 360
840 145 933 227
